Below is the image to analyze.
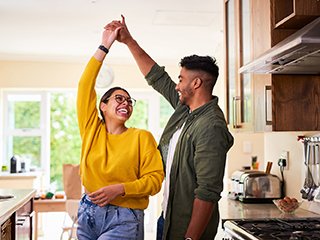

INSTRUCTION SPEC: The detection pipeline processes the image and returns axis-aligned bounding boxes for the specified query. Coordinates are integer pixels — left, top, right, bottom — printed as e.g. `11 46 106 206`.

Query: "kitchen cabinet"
0 189 35 240
271 0 320 29
226 0 320 131
225 0 254 131
272 75 320 131
1 215 14 240
15 198 33 240
225 0 271 132
268 1 320 131
1 198 34 240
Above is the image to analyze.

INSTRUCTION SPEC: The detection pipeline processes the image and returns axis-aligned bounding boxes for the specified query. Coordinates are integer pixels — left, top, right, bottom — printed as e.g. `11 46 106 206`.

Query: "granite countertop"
220 197 320 222
0 188 36 225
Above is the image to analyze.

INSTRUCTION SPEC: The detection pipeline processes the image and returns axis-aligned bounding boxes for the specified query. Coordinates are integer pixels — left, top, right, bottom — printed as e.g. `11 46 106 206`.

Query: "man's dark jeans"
156 212 164 240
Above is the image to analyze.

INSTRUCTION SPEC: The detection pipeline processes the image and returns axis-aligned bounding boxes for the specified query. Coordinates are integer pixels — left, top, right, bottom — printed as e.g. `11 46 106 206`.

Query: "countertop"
0 172 41 179
0 188 36 225
220 197 320 223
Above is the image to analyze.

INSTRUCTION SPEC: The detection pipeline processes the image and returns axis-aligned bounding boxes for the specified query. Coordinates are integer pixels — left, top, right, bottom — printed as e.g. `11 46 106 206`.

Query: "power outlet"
279 150 289 170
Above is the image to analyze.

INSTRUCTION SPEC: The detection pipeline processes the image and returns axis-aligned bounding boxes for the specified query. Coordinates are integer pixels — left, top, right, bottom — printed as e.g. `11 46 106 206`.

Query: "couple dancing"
76 15 234 240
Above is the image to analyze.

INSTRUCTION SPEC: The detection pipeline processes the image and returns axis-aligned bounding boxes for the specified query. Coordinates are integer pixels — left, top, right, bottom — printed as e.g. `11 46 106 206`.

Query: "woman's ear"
100 101 107 112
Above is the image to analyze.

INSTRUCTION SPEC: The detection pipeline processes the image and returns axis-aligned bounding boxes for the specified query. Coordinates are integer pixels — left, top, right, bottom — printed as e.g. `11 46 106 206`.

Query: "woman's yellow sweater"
77 57 164 209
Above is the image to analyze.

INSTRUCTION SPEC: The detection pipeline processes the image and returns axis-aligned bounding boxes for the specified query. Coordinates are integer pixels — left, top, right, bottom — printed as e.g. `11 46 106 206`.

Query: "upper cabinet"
225 0 270 132
225 0 320 131
268 1 320 131
225 0 254 131
272 75 320 131
272 0 320 29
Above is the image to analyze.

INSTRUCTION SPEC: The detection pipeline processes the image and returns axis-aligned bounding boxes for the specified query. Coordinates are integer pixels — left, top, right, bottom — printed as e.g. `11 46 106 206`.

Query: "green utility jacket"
146 63 234 240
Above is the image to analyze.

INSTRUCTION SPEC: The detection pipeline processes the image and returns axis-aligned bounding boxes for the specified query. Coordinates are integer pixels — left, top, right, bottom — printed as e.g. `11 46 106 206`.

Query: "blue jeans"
77 194 144 240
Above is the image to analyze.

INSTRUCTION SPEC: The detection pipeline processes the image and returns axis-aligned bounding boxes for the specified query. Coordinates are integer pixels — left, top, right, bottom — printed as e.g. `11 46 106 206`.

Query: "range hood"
240 17 320 74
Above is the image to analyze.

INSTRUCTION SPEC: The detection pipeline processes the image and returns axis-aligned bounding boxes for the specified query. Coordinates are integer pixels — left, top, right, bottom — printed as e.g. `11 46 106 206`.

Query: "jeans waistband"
81 193 93 205
81 194 116 208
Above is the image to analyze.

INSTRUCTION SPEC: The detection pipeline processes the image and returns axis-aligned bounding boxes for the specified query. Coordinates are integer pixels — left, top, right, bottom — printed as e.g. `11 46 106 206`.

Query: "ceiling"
0 0 224 65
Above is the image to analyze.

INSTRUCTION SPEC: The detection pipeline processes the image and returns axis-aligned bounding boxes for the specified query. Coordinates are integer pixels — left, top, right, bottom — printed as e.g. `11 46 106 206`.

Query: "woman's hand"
101 22 122 50
88 184 125 207
94 21 122 61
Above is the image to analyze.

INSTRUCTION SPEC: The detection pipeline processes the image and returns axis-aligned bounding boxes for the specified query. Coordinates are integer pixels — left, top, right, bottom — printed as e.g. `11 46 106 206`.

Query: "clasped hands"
103 15 132 45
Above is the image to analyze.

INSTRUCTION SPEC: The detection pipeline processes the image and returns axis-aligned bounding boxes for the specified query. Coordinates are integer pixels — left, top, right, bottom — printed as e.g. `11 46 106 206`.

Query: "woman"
76 23 164 240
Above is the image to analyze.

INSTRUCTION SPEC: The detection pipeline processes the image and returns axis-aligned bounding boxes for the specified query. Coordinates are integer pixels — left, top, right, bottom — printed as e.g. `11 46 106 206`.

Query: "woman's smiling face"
100 89 134 124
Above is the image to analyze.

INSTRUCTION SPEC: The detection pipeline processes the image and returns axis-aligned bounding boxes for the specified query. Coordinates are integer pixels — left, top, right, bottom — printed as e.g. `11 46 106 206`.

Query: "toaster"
230 170 282 203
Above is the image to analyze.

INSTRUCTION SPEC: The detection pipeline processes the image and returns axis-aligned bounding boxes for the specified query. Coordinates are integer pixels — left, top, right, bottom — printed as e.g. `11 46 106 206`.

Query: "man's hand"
88 184 125 207
118 15 134 44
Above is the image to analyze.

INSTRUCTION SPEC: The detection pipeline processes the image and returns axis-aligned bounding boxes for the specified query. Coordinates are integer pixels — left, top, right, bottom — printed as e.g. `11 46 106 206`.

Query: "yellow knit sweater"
77 57 164 209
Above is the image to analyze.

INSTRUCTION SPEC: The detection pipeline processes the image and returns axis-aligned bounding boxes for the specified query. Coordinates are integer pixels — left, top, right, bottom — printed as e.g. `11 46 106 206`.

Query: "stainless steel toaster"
230 170 282 203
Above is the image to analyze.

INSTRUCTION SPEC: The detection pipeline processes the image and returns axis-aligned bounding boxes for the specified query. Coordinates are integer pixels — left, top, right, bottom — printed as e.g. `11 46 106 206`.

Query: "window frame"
2 90 51 185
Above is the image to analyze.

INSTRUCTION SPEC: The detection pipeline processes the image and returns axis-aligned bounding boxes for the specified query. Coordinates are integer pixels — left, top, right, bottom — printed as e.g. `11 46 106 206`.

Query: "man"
107 15 234 240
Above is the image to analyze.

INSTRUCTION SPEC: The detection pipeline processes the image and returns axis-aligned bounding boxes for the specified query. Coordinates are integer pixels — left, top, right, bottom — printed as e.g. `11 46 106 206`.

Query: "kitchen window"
2 92 50 184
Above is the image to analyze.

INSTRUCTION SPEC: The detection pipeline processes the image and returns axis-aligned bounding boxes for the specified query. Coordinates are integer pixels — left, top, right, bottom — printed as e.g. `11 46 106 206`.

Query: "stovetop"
224 218 320 240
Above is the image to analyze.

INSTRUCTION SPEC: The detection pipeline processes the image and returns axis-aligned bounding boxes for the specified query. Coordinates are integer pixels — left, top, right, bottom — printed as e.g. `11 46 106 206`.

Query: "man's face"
175 67 197 106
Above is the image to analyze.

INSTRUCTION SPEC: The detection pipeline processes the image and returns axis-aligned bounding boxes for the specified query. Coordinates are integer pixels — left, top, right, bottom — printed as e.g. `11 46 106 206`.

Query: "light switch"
243 141 252 154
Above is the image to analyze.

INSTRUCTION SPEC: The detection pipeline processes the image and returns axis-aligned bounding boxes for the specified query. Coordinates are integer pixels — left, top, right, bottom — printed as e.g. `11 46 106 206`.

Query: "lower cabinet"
1 215 15 240
0 198 33 240
15 199 33 240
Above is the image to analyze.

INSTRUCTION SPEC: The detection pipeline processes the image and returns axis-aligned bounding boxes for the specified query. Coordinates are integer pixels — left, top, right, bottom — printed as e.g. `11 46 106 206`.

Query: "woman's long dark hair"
99 87 131 123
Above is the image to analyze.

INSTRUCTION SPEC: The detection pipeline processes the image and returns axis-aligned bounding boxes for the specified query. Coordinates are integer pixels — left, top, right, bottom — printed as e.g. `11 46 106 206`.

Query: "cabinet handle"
265 86 272 125
16 217 26 226
233 96 241 128
16 211 34 226
19 211 34 218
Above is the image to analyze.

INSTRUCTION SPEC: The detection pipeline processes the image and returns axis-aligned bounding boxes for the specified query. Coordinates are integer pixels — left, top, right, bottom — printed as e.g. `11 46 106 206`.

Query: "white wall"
0 60 169 89
264 131 319 199
226 131 264 176
226 130 320 200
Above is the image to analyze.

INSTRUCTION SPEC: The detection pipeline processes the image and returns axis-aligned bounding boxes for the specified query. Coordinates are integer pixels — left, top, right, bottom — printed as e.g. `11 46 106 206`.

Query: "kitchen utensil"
314 186 320 202
315 144 319 186
304 142 318 200
301 142 310 194
301 141 316 199
265 161 272 174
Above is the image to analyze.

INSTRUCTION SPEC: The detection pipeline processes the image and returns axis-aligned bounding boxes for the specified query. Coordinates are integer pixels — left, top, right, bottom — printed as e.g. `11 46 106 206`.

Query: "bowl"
273 199 301 214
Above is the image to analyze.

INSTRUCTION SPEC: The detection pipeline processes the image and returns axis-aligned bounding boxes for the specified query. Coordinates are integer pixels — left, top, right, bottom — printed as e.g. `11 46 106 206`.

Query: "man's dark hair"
179 55 219 89
99 86 131 122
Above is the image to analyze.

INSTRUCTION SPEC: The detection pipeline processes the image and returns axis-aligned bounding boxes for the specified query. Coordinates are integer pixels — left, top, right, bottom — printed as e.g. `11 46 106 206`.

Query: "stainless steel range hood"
239 17 320 74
